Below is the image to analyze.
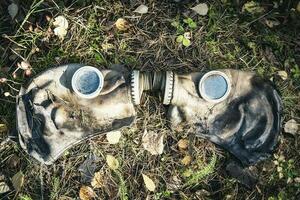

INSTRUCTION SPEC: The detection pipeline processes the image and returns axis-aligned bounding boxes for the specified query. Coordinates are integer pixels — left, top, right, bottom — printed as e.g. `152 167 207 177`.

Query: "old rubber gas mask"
166 69 282 165
17 66 282 166
17 64 136 164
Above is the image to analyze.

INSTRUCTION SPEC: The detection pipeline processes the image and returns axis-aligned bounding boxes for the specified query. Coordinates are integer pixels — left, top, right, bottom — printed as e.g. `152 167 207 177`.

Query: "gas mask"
165 69 282 166
17 64 135 164
17 64 282 166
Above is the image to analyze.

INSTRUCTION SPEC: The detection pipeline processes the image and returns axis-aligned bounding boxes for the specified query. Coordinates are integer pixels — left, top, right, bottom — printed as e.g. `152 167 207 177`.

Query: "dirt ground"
0 0 300 199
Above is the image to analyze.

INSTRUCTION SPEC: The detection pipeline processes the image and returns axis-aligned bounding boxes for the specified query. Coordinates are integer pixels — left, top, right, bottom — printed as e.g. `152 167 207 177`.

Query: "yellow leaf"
277 71 288 80
11 171 24 192
106 155 119 170
79 186 96 200
177 139 188 151
106 131 121 144
91 171 104 188
297 2 300 12
0 124 7 133
181 155 192 166
142 174 156 192
115 18 130 31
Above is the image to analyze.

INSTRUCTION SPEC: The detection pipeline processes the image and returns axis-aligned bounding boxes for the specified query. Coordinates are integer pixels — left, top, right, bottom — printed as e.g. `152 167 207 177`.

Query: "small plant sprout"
183 18 197 29
172 18 197 47
176 32 192 47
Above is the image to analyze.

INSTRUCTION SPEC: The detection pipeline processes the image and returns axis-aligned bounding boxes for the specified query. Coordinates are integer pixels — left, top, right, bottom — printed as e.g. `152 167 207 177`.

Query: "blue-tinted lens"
75 70 100 95
202 74 228 100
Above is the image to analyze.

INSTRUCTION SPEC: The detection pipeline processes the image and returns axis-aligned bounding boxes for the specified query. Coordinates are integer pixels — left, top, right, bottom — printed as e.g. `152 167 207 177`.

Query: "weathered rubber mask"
17 64 135 164
17 65 282 166
165 69 282 166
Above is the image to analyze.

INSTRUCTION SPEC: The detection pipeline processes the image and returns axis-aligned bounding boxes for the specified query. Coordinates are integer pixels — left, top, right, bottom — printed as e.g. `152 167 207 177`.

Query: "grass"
0 0 300 199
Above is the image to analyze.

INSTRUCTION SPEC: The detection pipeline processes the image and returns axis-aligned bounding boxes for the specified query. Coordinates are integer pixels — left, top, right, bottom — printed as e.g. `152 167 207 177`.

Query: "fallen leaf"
142 129 164 155
265 19 280 28
297 2 300 12
106 155 119 170
11 171 24 192
53 16 68 40
17 61 31 70
178 139 188 151
106 131 121 144
284 119 299 135
53 16 69 29
0 124 7 133
142 174 156 192
181 155 192 166
7 154 20 168
115 18 130 31
191 3 209 16
277 71 288 80
8 3 18 19
242 1 264 14
0 175 10 194
0 181 10 194
79 186 96 200
134 4 148 14
91 171 104 188
54 27 68 40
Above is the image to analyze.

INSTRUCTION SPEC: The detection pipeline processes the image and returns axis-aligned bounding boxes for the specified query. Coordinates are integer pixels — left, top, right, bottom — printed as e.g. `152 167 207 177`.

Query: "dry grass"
0 0 300 199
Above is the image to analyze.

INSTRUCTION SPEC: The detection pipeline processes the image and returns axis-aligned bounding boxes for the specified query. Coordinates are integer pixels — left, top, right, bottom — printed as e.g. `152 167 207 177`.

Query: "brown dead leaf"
11 171 24 192
178 139 188 151
284 119 299 135
181 155 192 166
115 18 130 31
79 186 96 200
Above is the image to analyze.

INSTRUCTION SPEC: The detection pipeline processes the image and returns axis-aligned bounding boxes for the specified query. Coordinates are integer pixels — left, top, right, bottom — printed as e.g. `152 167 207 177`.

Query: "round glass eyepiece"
199 71 231 103
71 66 103 99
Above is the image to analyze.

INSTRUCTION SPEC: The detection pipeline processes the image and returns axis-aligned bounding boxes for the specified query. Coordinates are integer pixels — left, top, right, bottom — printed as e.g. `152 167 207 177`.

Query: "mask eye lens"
199 71 231 103
72 66 104 99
